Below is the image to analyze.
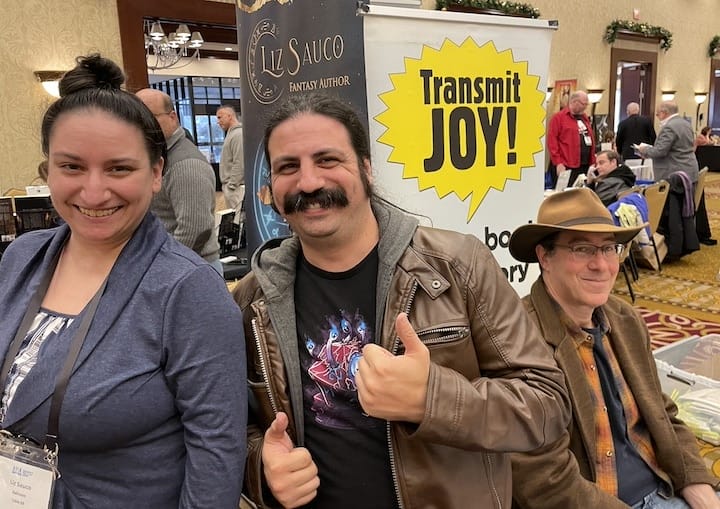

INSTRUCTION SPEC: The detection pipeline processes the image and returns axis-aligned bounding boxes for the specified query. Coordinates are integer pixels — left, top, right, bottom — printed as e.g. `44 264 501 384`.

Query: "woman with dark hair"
0 54 247 508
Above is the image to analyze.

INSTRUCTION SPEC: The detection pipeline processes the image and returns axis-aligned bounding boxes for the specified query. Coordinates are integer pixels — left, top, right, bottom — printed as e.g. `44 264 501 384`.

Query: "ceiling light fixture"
661 90 676 101
144 19 204 71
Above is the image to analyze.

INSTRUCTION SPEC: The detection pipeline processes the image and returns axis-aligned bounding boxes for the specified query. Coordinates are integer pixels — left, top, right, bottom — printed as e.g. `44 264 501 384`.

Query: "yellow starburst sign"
375 39 545 221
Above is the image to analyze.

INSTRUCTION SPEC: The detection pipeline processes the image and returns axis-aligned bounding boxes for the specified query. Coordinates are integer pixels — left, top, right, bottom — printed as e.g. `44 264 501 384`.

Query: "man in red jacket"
547 90 596 189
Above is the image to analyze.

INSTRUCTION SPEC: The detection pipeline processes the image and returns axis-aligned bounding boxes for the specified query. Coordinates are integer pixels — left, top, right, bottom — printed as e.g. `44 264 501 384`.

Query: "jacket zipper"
386 280 419 509
251 317 279 415
418 326 469 345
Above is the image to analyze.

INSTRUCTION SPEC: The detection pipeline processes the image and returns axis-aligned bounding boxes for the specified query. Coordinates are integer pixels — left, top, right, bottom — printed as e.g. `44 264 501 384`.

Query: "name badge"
0 433 57 509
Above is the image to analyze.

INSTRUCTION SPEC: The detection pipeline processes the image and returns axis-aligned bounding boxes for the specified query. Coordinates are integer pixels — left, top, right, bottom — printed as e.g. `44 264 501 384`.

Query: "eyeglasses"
554 243 624 260
153 111 173 118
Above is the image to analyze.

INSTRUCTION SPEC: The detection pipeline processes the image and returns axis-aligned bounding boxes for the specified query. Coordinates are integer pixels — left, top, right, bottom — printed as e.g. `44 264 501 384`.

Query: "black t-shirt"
295 246 398 509
575 114 592 166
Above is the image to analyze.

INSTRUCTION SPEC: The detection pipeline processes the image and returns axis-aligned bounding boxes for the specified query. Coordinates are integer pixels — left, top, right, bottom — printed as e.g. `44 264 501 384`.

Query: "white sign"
362 6 555 296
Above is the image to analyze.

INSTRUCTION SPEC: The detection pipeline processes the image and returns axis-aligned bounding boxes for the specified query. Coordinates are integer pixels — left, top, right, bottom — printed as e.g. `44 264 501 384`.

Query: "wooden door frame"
116 0 236 91
608 48 658 130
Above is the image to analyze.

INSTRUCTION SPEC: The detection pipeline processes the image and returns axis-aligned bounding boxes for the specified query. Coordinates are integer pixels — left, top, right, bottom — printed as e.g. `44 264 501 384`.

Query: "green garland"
436 0 540 19
709 35 720 58
604 20 673 51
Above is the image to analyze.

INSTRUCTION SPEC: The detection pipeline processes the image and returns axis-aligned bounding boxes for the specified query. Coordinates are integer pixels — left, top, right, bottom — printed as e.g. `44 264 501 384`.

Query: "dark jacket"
511 279 716 509
660 173 700 259
233 199 570 509
588 164 637 206
616 114 656 161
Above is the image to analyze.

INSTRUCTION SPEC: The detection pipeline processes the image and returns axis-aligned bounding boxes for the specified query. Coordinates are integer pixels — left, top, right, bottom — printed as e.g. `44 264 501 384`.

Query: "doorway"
608 48 658 133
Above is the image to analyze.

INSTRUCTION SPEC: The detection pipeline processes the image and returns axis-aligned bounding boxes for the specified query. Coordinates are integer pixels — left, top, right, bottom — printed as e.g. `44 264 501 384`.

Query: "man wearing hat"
508 188 719 509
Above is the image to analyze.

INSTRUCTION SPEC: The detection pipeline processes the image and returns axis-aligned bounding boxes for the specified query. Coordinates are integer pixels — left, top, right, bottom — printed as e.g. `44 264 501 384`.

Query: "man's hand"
262 412 319 508
356 313 430 423
681 483 720 509
556 163 567 176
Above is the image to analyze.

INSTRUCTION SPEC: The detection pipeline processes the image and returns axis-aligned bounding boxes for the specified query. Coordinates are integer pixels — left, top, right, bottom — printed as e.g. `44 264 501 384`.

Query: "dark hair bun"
58 53 125 97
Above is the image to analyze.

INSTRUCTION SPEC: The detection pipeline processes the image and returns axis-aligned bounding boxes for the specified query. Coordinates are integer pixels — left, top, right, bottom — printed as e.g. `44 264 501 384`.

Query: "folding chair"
695 167 709 213
619 247 636 302
641 181 670 272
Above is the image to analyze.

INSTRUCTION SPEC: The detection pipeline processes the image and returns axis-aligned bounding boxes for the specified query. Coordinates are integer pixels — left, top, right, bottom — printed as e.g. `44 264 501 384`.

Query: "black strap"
0 248 107 449
45 279 106 449
0 250 61 391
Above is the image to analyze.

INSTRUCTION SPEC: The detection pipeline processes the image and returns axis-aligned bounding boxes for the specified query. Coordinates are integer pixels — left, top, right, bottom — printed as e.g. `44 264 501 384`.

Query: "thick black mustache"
283 188 349 214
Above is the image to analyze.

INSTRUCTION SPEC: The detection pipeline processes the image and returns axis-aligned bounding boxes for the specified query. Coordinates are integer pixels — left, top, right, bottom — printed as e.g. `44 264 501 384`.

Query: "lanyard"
0 248 107 449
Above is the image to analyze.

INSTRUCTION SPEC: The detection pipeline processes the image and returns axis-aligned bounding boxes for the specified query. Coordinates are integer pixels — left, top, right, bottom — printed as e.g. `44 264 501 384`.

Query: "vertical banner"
236 0 367 255
362 6 555 295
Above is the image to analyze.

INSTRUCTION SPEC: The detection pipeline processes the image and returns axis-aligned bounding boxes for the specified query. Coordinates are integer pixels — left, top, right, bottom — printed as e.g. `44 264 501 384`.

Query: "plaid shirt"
572 310 664 496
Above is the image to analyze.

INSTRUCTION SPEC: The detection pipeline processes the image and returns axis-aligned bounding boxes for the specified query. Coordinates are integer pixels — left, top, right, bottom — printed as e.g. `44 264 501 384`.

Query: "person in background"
547 90 596 189
586 150 637 206
136 88 222 274
694 126 718 245
233 92 570 509
216 104 244 210
600 130 616 152
636 101 698 183
695 126 713 147
0 54 247 508
615 102 656 161
509 188 720 509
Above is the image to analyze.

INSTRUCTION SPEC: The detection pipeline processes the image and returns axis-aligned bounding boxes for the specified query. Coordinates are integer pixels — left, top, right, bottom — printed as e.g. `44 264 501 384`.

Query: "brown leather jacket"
233 200 570 509
511 279 718 508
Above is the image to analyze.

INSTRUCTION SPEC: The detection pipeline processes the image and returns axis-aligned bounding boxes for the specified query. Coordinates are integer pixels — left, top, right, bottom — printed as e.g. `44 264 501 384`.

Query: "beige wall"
1 0 718 192
0 0 122 193
532 0 717 125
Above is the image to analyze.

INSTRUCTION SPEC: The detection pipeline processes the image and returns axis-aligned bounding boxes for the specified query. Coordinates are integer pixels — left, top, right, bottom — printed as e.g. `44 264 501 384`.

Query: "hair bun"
58 53 125 97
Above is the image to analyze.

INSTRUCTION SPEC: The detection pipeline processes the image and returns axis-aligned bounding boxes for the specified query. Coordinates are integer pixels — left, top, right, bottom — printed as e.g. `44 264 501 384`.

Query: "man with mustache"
232 93 570 509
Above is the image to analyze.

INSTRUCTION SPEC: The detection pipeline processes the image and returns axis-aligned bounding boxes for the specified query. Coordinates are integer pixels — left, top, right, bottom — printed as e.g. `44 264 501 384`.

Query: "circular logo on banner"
375 39 545 221
247 19 284 104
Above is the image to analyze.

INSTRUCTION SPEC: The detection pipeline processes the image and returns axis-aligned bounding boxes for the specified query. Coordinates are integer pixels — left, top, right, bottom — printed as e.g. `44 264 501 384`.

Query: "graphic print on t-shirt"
301 308 374 430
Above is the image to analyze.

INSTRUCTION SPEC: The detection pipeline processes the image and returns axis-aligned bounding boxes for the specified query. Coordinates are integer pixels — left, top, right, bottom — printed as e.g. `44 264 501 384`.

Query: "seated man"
508 187 719 509
586 150 637 206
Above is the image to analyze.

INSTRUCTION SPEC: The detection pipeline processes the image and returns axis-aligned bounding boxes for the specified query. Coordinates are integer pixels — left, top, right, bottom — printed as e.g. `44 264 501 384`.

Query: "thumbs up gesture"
262 412 320 508
356 313 430 423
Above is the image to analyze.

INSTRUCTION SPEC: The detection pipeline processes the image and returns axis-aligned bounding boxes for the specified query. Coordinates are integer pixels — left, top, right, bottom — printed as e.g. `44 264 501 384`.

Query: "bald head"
626 102 640 115
568 91 589 115
136 88 178 139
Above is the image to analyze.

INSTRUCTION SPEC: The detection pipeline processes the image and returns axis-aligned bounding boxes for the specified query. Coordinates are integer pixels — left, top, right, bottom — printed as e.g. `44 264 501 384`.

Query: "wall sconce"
661 90 676 101
587 89 604 105
695 92 708 132
587 89 604 142
34 71 65 98
546 86 553 102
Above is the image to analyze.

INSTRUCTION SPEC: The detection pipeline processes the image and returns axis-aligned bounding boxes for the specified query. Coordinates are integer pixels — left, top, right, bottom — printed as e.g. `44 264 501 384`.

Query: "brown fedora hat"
509 187 647 263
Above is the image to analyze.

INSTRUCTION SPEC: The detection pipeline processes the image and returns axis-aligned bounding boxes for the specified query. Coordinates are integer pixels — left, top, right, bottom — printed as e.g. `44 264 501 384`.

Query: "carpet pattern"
638 308 720 349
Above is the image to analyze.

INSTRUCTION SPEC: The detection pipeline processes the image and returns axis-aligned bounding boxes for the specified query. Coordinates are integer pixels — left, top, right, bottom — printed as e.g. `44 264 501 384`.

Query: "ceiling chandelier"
144 20 204 71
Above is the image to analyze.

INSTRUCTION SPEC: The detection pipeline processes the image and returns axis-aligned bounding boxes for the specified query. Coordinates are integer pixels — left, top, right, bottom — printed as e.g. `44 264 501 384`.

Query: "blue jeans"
631 487 720 509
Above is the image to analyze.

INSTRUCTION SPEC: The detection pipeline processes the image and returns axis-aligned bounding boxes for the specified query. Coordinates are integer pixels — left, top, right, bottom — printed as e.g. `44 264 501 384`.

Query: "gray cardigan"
151 127 220 262
0 214 246 508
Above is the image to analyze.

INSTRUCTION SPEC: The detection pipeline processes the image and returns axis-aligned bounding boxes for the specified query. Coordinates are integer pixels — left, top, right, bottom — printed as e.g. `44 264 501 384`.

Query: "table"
696 145 720 172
